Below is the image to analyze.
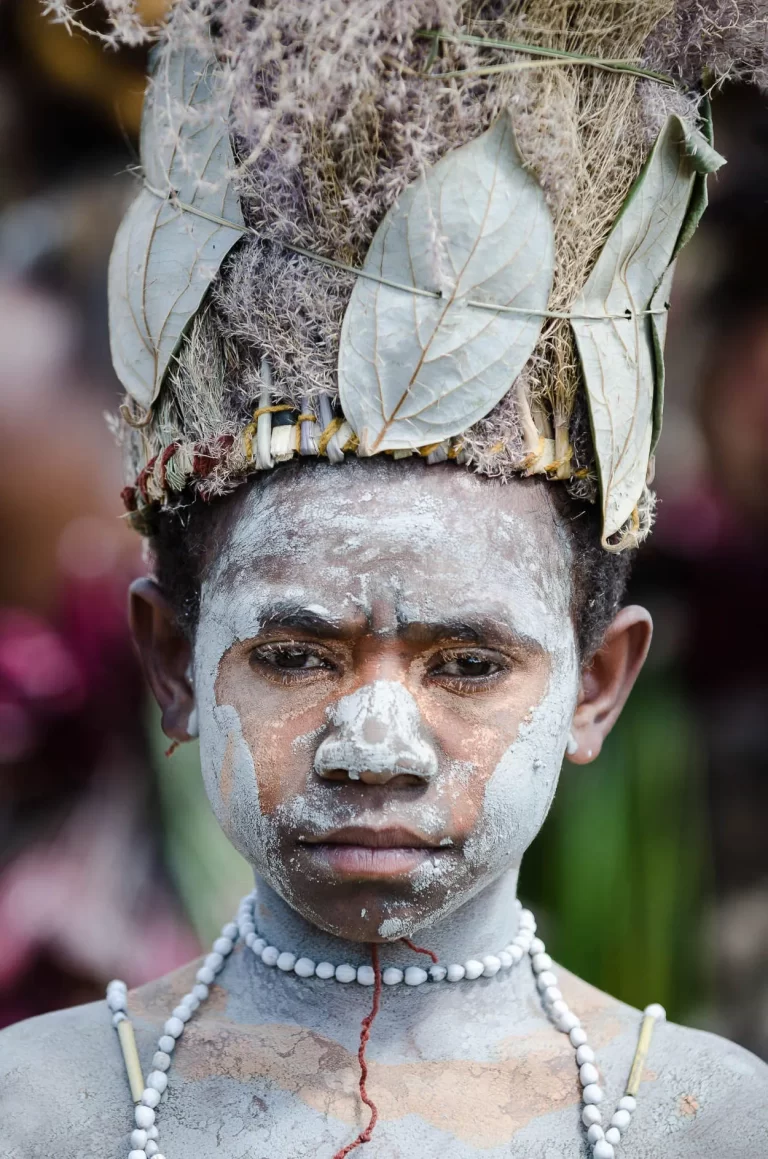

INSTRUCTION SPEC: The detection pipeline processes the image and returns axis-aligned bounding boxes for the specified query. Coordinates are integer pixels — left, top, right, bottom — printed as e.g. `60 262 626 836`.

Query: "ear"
567 605 652 765
129 577 196 743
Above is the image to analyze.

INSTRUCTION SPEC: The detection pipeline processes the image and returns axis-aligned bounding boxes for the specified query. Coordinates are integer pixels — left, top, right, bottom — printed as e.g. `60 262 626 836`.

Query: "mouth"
300 825 448 879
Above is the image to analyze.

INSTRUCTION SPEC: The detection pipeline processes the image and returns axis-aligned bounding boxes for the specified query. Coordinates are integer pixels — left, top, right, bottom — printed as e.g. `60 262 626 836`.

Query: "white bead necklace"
107 893 665 1159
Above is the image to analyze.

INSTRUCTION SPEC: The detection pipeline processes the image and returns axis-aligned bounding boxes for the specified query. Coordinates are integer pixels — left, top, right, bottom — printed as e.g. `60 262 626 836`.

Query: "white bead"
135 1105 156 1129
579 1063 599 1086
617 1096 637 1113
605 1128 621 1145
196 966 215 985
182 995 199 1013
173 1005 192 1023
446 964 465 982
644 1003 666 1022
146 1127 159 1140
610 1109 631 1132
537 971 557 989
151 1155 166 1159
192 983 209 1001
131 1130 148 1149
587 1125 604 1144
112 1012 127 1027
592 1142 614 1159
582 1084 604 1104
251 938 266 955
570 1027 588 1047
145 1144 159 1158
519 909 536 929
164 1017 184 1039
582 1105 602 1127
508 945 524 964
576 1045 595 1065
261 946 280 967
557 1012 580 1032
157 1035 176 1054
498 951 512 969
543 986 562 1004
141 1088 161 1109
212 937 233 957
357 965 375 986
429 965 447 982
221 922 238 939
482 955 501 977
464 959 484 980
245 933 257 948
530 937 546 955
315 961 335 980
128 1151 147 1159
147 1071 168 1094
532 952 552 973
107 978 127 993
382 967 404 986
551 999 569 1017
335 964 356 983
513 933 532 950
205 951 225 971
239 922 255 937
405 966 428 986
276 952 296 972
107 991 126 1013
294 957 316 978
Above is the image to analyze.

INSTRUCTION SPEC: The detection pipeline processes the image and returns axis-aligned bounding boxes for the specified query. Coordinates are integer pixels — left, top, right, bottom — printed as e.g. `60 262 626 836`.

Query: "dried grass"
56 0 768 533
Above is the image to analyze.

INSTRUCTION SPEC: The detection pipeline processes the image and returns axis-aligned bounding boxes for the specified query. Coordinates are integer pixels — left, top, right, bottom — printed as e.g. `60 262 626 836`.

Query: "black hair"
146 461 633 663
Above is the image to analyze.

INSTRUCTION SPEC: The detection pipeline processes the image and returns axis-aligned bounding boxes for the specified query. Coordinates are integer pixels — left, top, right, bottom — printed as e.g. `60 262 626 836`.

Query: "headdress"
63 0 767 548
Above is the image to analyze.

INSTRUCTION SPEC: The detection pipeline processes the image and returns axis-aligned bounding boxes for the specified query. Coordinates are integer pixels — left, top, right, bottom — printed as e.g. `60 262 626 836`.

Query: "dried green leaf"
108 44 244 411
338 114 554 453
649 259 676 459
572 114 724 545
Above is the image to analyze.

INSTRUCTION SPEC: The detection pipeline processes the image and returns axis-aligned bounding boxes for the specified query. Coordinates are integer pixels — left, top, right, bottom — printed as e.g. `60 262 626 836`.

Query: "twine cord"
142 183 669 324
331 944 382 1159
413 29 678 87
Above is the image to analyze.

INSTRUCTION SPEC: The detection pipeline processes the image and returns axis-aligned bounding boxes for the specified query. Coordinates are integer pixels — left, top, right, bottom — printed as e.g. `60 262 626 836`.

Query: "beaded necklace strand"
107 894 664 1159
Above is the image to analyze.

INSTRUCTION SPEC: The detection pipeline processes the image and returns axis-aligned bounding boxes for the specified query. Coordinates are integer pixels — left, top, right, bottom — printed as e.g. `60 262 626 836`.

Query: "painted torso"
2 947 766 1159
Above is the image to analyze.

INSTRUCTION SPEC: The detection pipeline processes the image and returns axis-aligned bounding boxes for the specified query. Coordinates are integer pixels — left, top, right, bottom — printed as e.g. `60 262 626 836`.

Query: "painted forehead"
202 463 575 645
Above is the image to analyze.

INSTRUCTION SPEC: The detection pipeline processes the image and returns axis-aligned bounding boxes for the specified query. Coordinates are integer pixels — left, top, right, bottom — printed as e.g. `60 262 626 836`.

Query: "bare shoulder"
0 960 202 1159
557 964 768 1158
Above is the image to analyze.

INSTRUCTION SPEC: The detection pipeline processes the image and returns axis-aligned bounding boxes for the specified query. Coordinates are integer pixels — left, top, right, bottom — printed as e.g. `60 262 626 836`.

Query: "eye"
429 650 508 690
249 643 335 681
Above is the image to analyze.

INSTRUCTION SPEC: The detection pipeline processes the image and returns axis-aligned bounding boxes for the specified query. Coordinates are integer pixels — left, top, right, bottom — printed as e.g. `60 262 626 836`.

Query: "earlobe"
566 605 652 766
129 577 197 743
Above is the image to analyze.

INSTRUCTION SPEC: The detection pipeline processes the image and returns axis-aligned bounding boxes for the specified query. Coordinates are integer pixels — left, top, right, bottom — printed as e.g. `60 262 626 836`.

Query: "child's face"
192 462 580 942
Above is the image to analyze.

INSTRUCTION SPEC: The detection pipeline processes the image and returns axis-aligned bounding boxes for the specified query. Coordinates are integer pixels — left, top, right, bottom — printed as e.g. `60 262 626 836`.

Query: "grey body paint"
5 464 765 1157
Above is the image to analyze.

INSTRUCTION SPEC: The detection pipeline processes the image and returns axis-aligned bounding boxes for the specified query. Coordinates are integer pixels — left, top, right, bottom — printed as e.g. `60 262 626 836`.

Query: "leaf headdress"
90 0 767 547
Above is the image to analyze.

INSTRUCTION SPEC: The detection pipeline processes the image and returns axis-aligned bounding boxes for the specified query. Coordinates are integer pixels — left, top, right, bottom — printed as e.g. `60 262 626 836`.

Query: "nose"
314 680 438 785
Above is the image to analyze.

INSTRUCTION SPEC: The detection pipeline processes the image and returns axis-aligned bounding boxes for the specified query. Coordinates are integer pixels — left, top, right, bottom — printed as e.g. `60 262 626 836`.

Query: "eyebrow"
397 615 543 653
257 601 358 639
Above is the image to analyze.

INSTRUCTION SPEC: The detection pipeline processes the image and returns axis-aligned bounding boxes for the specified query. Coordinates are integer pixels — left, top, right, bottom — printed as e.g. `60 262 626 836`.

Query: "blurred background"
0 0 766 1058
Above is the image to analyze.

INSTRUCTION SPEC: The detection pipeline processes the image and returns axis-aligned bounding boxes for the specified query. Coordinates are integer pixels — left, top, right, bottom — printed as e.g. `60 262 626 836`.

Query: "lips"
301 825 446 879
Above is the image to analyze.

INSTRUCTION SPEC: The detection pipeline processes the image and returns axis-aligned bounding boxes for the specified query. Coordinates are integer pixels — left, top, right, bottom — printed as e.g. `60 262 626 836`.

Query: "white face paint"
315 681 439 781
193 459 580 941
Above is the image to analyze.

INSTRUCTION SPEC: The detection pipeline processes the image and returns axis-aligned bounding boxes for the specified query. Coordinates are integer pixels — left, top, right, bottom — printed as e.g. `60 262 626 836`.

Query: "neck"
252 868 523 969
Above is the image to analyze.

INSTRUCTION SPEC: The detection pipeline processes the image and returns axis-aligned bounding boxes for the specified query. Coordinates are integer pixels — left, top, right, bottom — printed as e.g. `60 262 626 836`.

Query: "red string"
400 937 438 964
331 944 382 1159
165 739 180 758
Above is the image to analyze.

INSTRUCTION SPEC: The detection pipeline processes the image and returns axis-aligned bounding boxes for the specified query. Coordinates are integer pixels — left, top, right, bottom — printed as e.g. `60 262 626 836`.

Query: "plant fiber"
57 0 768 542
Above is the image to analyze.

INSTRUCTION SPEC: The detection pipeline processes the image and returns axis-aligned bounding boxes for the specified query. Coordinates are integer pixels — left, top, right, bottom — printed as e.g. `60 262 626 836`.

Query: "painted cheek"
214 656 336 815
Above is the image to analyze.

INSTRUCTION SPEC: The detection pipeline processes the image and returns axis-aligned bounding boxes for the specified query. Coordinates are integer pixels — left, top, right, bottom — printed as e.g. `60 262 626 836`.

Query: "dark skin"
129 466 651 945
